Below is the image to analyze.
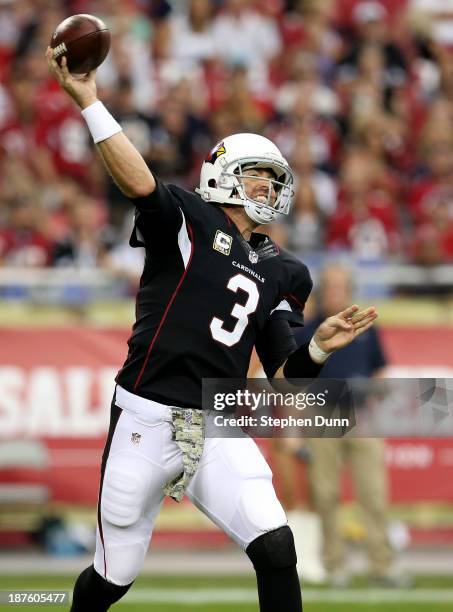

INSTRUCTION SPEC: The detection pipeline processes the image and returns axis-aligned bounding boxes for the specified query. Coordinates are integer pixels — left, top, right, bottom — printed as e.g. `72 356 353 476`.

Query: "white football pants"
93 385 287 585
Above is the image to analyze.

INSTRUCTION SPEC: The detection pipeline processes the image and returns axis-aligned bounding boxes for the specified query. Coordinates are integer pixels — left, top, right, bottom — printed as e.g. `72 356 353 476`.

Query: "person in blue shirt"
294 263 407 587
296 269 387 380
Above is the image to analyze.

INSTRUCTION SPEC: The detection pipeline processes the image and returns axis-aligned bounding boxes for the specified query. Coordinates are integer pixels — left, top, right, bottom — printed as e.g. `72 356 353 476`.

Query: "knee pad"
101 462 148 528
246 525 297 570
97 541 146 586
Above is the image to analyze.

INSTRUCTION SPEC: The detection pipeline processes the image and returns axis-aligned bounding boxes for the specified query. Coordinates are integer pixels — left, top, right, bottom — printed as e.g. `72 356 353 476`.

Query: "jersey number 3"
210 273 259 347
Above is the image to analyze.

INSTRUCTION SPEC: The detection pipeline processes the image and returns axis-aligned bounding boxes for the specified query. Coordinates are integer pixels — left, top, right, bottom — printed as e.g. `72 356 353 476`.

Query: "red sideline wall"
0 327 452 509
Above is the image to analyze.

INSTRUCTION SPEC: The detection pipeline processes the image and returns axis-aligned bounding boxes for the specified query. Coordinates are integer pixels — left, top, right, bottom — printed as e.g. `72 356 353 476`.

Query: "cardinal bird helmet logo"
205 141 226 164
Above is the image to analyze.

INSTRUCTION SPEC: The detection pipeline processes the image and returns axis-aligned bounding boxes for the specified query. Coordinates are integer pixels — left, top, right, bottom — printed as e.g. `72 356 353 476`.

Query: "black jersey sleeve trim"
270 295 305 327
271 258 313 326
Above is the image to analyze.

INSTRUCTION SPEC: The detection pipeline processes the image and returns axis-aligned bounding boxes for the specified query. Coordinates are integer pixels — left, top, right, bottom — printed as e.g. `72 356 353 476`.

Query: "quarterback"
46 49 377 612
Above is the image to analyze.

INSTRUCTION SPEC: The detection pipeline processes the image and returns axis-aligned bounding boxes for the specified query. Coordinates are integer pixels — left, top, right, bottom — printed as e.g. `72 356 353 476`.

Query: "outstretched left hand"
314 305 378 355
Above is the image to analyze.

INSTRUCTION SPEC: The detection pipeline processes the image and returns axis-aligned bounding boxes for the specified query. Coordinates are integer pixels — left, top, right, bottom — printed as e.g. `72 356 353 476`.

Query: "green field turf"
0 574 452 611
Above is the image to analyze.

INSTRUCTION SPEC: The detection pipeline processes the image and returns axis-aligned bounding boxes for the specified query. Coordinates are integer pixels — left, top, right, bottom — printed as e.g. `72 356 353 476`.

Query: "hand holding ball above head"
47 14 112 109
50 14 110 74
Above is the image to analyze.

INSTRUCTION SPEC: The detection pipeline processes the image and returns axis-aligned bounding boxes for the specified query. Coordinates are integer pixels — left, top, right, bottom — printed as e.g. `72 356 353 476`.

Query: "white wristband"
308 336 331 364
81 101 122 144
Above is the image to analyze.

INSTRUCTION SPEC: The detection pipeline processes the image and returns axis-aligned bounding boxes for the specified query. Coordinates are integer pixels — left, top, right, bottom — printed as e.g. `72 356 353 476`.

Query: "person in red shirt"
0 60 95 186
409 141 453 225
411 196 453 265
327 147 401 259
0 198 52 267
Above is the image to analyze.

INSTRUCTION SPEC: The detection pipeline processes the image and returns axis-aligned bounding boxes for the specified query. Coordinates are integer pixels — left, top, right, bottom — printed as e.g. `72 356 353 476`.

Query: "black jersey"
115 178 313 408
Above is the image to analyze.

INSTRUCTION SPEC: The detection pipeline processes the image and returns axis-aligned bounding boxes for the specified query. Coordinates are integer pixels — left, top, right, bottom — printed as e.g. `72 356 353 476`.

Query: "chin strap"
244 201 276 225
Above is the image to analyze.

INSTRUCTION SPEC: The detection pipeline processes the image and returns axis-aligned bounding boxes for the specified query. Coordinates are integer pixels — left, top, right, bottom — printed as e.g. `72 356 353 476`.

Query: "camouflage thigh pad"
163 408 205 502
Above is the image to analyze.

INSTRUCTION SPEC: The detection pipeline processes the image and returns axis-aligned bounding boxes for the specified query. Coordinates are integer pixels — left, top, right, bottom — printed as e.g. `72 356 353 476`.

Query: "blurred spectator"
0 0 452 271
343 44 389 127
102 210 145 292
220 66 271 134
327 146 401 260
0 197 52 267
337 1 407 97
280 0 342 83
276 51 340 118
287 143 337 253
43 177 87 242
411 196 453 266
409 99 453 224
95 0 161 111
212 0 282 93
207 105 240 143
1 57 95 187
295 264 410 588
145 87 207 184
289 181 324 253
350 110 410 180
269 84 341 172
410 0 453 47
0 153 36 204
167 0 216 69
52 195 113 268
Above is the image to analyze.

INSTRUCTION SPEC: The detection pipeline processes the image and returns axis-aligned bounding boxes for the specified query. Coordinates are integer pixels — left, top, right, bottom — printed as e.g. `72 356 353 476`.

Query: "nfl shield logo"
131 432 141 445
249 251 259 264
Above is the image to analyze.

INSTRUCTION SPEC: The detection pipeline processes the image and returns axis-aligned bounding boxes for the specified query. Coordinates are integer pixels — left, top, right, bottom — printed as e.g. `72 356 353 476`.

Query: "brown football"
50 14 110 74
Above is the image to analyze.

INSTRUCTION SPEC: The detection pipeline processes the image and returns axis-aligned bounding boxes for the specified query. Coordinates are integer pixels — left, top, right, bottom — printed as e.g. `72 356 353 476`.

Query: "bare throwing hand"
45 47 98 109
314 305 378 354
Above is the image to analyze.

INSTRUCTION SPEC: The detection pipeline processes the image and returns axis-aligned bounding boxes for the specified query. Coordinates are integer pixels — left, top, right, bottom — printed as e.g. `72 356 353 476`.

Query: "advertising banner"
0 327 452 506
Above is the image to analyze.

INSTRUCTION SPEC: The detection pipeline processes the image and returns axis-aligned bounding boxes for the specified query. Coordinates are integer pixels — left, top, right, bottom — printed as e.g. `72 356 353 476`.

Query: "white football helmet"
195 133 294 224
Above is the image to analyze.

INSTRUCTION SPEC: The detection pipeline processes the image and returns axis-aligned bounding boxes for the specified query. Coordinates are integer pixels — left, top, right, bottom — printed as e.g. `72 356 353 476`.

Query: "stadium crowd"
1 0 453 270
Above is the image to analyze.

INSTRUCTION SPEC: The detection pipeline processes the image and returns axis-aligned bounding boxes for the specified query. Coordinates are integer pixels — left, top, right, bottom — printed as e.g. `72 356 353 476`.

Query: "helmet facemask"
218 156 294 224
196 133 295 225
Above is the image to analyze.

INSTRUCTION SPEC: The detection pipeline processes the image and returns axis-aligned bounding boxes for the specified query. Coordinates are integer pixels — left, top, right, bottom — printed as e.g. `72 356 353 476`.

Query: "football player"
46 49 377 612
